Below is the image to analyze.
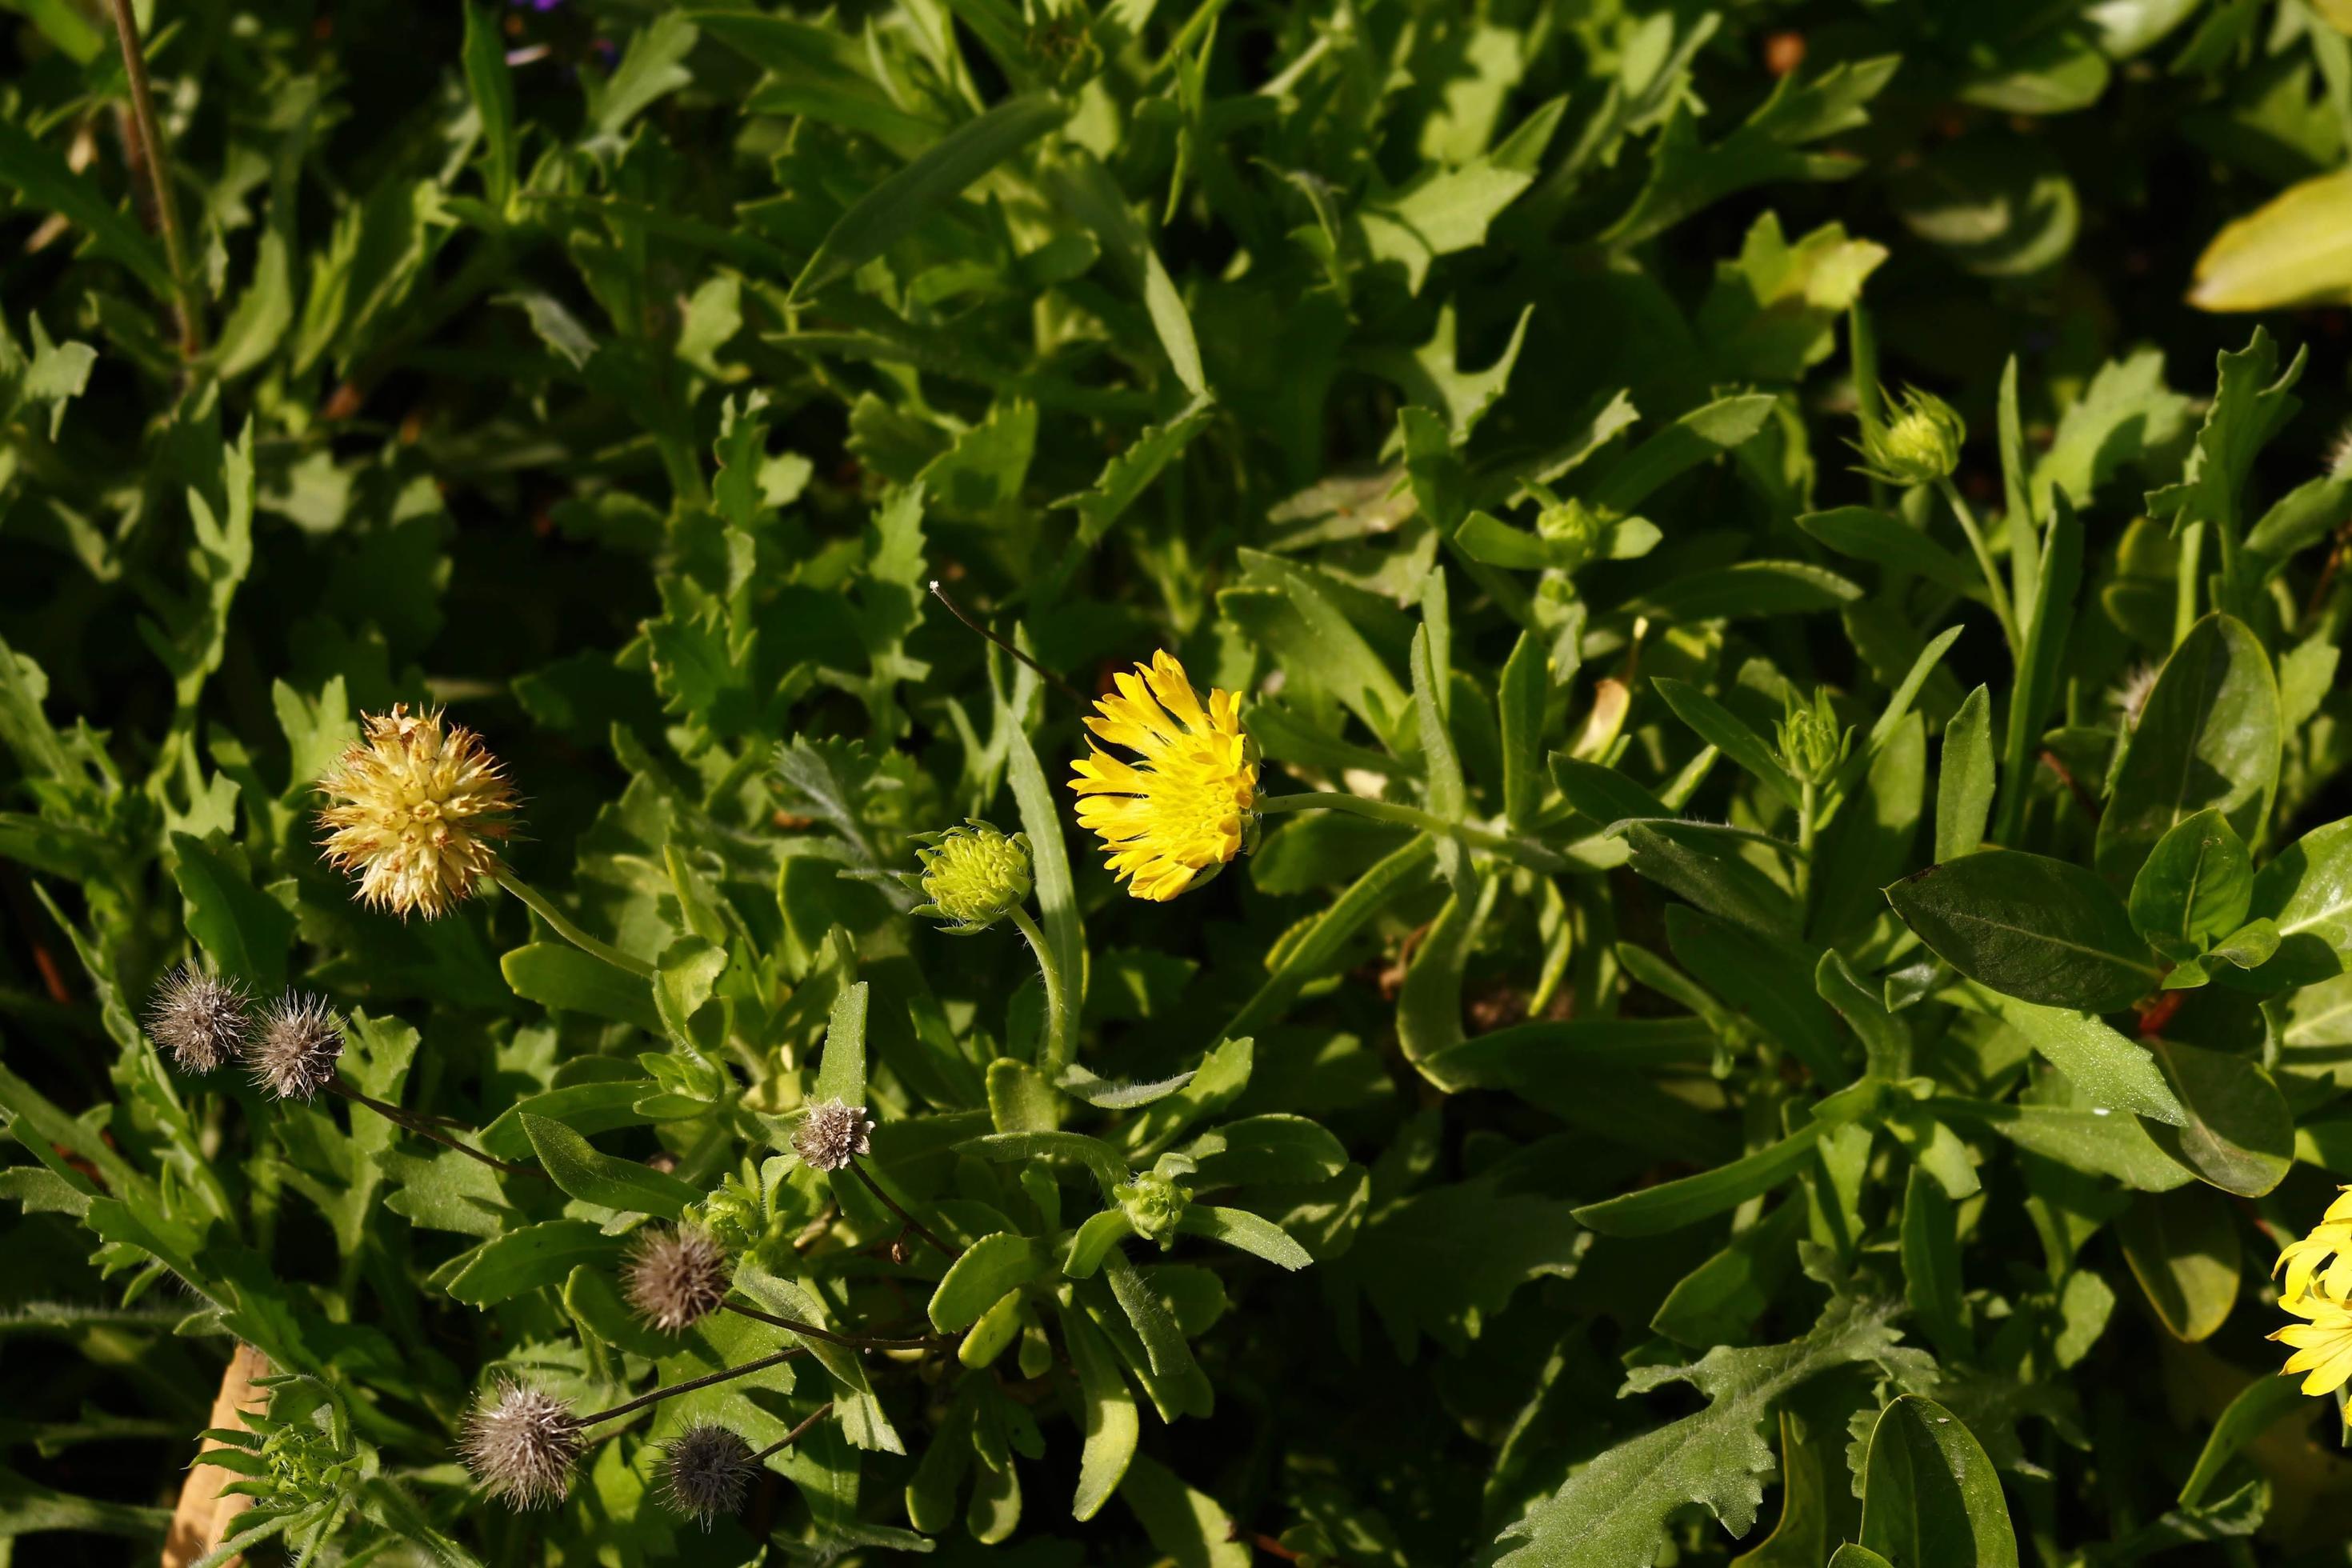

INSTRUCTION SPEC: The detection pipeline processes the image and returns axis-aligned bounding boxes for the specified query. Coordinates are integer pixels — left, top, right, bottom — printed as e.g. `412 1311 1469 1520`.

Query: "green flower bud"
1535 496 1608 570
1775 688 1850 787
687 1170 779 1258
906 821 1034 934
1114 1170 1192 1247
1854 386 1965 487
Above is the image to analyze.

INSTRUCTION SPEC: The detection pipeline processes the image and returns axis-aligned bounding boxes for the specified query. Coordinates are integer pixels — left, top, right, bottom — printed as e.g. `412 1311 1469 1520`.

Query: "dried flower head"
2112 662 2161 730
622 1226 731 1333
317 705 518 919
792 1098 873 1173
907 820 1033 933
246 991 345 1102
1853 386 1965 488
1069 650 1259 902
460 1382 583 1509
660 1422 756 1527
145 962 250 1074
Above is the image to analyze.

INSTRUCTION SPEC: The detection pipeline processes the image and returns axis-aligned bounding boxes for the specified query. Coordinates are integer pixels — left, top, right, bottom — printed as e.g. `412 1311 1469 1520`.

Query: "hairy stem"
325 1077 537 1178
928 580 1086 703
849 1159 960 1260
581 1349 806 1426
722 1301 949 1350
753 1401 835 1462
105 0 201 357
493 870 656 980
1006 903 1072 1078
1254 791 1566 872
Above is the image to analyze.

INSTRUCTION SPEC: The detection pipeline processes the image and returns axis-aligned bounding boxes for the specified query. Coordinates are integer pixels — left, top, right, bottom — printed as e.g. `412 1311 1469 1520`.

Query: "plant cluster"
9 1 2352 1565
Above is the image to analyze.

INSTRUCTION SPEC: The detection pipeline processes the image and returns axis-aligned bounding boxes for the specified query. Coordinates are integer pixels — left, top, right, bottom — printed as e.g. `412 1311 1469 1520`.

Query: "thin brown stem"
104 0 200 357
2037 748 2102 824
850 1159 960 1260
721 1301 950 1350
928 580 1086 704
580 1349 805 1426
752 1400 834 1462
323 1077 538 1178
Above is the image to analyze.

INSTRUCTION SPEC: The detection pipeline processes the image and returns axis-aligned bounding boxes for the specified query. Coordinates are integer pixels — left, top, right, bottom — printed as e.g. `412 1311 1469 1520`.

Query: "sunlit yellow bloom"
1069 650 1257 902
317 706 518 918
2276 1188 2352 1304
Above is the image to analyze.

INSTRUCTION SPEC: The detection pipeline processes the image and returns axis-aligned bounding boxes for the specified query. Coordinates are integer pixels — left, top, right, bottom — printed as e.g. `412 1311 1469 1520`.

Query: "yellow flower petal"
1066 650 1256 903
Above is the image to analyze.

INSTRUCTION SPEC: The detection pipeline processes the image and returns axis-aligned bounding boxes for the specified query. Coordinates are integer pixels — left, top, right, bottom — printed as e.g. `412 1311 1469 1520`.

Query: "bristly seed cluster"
622 1226 731 1333
461 1382 584 1509
792 1098 873 1173
660 1422 756 1527
248 991 346 1102
317 705 518 920
145 962 249 1074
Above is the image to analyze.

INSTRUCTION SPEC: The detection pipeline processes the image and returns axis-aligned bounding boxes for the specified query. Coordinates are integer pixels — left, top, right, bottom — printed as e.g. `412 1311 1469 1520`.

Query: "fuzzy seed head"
317 705 518 919
246 992 345 1102
461 1382 583 1509
792 1098 872 1173
145 962 250 1074
660 1422 756 1527
622 1226 731 1333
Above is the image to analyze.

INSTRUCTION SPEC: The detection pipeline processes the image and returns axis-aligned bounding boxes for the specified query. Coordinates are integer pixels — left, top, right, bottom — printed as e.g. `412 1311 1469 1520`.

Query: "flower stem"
753 1401 834 1463
928 580 1086 704
721 1302 950 1350
1795 780 1817 918
1254 792 1566 873
324 1076 539 1178
105 0 201 358
492 870 655 981
848 1159 960 1260
1935 478 2020 658
1006 903 1071 1078
580 1349 805 1426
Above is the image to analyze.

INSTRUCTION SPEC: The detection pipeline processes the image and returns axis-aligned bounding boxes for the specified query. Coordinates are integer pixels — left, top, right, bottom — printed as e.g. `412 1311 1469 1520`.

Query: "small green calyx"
1854 386 1964 487
686 1166 786 1258
1114 1167 1192 1246
1775 687 1850 787
907 820 1034 934
1534 494 1610 570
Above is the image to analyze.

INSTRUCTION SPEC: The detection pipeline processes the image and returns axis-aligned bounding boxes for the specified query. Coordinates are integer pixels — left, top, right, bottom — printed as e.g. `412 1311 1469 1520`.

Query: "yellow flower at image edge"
1069 650 1257 902
317 705 518 918
2274 1188 2352 1396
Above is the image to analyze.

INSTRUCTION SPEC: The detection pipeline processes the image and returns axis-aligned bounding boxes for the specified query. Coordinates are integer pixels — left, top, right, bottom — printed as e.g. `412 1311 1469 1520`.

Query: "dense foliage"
8 0 2352 1563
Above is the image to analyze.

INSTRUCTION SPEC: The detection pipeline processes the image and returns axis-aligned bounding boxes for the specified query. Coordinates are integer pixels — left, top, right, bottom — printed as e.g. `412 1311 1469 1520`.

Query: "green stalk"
492 870 655 980
1935 478 2019 658
1007 903 1072 1078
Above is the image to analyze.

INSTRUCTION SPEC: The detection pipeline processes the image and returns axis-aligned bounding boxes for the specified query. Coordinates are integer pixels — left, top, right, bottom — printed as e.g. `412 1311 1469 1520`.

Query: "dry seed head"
792 1098 873 1173
660 1422 756 1527
246 992 345 1102
622 1226 731 1333
316 705 518 919
145 962 250 1074
460 1382 583 1509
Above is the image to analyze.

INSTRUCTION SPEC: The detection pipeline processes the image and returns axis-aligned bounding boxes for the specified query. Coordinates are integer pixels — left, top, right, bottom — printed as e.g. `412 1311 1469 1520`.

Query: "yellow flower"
2276 1188 2352 1304
2271 1190 2352 1397
317 706 518 918
1069 650 1257 902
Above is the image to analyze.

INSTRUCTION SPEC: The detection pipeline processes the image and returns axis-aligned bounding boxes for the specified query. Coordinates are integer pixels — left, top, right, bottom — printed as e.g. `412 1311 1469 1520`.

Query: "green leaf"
445 1220 622 1306
959 1130 1126 1196
1589 394 1778 515
929 1233 1051 1331
1970 989 2184 1125
814 980 869 1106
1856 1394 2019 1568
2129 810 2254 951
502 943 661 1031
1174 1206 1311 1270
1798 506 1983 598
1332 1163 1584 1358
1573 1122 1826 1237
521 1114 701 1218
1899 1167 1969 1363
1998 488 2082 842
2139 1037 2292 1196
1937 686 1995 862
1666 908 1848 1084
791 94 1068 304
1651 678 1800 810
1499 630 1549 833
1058 1301 1137 1522
1491 1298 1931 1566
2116 1184 2241 1341
1650 1197 1806 1349
460 4 517 213
1886 851 2160 1011
1220 834 1438 1044
2178 1373 2307 1507
1630 561 1863 622
0 116 174 301
2096 614 2280 882
167 832 294 995
2249 817 2352 984
2189 169 2352 312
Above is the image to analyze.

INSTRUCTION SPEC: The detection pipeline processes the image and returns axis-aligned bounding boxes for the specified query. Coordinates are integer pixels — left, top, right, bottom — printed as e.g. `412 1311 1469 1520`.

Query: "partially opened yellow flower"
1069 650 1257 902
2277 1187 2352 1304
2272 1189 2352 1397
318 706 518 918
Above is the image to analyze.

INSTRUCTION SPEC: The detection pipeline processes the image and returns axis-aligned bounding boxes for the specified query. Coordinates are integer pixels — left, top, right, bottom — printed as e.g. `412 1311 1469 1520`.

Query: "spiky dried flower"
660 1422 756 1527
792 1098 872 1173
460 1382 583 1509
622 1226 731 1333
246 992 345 1102
317 705 518 919
145 962 249 1074
2112 662 2161 730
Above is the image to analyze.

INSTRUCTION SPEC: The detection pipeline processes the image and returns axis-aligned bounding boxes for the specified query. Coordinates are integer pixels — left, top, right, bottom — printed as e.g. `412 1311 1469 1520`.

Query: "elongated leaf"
929 1233 1051 1330
790 93 1067 302
1651 678 1800 809
1857 1395 2019 1568
2140 1037 2292 1196
1972 989 2184 1124
0 117 174 300
1573 1122 1825 1237
521 1115 701 1218
2250 817 2352 984
2130 810 2254 951
2096 614 2279 882
2117 1184 2240 1341
1887 850 2160 1011
1059 1301 1137 1521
